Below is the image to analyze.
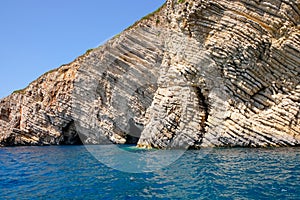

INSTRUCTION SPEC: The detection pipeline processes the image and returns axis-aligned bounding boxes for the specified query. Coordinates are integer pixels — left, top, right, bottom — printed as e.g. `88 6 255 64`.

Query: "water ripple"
0 146 299 199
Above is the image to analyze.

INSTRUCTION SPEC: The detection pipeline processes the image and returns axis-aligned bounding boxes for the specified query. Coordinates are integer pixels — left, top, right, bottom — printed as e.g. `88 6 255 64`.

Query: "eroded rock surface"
1 0 300 148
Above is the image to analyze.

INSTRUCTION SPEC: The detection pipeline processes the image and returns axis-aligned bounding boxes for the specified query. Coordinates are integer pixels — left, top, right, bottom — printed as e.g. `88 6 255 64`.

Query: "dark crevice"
188 144 202 150
61 120 82 145
0 108 11 122
125 135 140 144
0 133 16 147
125 118 142 144
192 86 210 148
194 87 209 123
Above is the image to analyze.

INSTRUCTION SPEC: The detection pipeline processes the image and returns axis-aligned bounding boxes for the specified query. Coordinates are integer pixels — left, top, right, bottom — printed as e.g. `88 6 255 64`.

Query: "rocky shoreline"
1 0 300 148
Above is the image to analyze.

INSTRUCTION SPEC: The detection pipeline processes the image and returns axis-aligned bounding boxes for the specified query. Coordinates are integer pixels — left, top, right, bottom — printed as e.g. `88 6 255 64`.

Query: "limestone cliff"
1 0 300 148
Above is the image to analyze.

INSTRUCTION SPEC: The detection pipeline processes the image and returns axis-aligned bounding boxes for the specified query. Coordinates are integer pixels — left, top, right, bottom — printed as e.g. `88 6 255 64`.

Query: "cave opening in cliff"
61 120 83 145
125 118 142 144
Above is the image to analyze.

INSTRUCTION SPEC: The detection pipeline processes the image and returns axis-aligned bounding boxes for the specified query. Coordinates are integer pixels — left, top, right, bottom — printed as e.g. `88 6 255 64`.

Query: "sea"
1 145 299 199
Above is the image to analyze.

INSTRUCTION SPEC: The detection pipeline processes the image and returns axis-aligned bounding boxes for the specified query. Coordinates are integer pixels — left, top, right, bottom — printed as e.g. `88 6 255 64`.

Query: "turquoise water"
1 145 299 199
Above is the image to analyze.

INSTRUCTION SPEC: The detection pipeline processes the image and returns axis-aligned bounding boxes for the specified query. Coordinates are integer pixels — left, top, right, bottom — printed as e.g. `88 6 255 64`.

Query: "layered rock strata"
1 0 300 148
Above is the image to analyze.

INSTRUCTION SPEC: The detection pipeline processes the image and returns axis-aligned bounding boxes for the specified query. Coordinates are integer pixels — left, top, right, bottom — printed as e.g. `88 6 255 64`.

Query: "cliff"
1 0 300 148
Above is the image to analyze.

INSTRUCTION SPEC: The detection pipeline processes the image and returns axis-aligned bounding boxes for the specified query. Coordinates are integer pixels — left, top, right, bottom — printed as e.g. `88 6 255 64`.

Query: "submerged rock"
1 0 300 148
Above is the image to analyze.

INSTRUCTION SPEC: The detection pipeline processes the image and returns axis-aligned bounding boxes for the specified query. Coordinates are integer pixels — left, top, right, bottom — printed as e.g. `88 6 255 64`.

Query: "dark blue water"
1 145 299 200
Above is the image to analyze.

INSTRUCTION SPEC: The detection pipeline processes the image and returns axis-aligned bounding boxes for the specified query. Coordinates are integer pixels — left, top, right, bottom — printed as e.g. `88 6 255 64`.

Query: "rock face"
1 0 300 148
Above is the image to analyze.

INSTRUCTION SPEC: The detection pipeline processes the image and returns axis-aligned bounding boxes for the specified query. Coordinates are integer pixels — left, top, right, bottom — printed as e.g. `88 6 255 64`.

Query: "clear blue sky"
0 0 165 98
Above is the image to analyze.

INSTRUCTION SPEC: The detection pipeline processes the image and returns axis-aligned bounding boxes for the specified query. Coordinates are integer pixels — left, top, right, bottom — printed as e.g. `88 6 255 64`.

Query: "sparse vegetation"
76 48 95 61
44 68 57 75
109 2 166 42
141 4 164 21
13 89 26 94
124 2 166 32
85 48 94 55
178 0 185 3
11 68 57 96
